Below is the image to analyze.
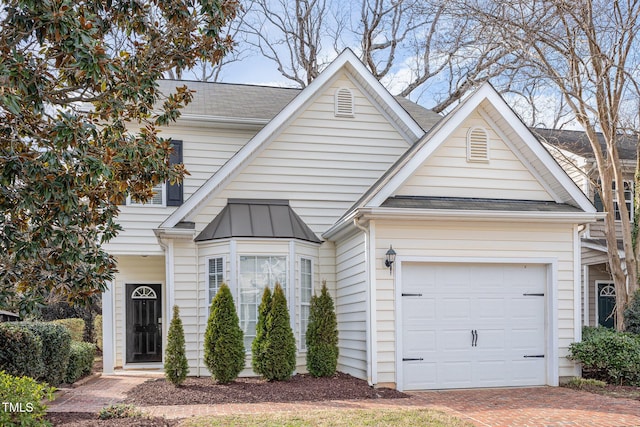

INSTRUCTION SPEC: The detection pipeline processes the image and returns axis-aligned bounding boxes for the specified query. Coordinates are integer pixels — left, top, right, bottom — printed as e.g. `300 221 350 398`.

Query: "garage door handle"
402 358 424 361
523 293 544 296
471 329 478 347
401 293 423 297
524 355 545 358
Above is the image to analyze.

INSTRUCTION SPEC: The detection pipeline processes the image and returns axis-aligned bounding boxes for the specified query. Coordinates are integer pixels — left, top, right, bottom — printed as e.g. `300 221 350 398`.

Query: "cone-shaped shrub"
164 305 189 386
306 283 339 377
252 287 272 376
204 283 245 384
262 283 296 381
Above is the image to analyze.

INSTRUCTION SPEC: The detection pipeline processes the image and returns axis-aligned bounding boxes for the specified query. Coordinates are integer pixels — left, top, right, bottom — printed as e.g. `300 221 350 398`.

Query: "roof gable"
161 49 428 229
350 83 596 214
393 110 553 201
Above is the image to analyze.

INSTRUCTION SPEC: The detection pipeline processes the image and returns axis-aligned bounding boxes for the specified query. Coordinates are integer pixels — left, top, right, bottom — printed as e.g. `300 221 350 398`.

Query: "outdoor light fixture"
385 245 396 274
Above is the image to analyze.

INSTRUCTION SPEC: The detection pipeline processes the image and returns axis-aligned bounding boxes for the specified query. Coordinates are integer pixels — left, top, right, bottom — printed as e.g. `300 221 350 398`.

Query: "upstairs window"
335 88 355 117
594 180 634 221
467 127 490 162
127 183 165 206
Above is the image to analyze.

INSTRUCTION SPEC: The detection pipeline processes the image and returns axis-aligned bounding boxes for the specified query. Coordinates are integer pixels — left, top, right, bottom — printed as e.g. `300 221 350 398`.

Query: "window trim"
299 257 314 352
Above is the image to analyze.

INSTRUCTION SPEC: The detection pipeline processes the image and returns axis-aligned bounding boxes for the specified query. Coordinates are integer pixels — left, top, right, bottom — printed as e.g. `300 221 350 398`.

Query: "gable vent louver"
467 127 490 162
335 88 355 117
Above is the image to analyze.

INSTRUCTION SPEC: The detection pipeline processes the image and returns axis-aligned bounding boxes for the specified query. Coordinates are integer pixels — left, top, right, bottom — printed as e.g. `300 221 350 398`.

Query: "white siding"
395 112 552 201
335 230 368 379
112 255 165 368
194 73 412 236
373 220 578 386
104 125 257 255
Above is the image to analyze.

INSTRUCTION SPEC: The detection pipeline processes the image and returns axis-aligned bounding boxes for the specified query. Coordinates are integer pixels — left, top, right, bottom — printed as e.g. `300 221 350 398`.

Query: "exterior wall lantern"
384 245 396 275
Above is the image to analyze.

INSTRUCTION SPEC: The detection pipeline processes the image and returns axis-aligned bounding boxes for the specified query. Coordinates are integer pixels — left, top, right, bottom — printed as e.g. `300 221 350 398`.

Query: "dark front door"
598 283 616 329
126 284 162 363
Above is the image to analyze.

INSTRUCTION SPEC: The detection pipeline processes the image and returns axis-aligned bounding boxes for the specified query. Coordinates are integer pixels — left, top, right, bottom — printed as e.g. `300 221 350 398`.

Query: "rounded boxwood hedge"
0 323 44 380
65 341 96 384
16 322 71 386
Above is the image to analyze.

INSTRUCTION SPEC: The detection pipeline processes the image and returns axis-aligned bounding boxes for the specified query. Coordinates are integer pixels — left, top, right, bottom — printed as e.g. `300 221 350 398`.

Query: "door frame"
394 256 558 391
123 282 164 368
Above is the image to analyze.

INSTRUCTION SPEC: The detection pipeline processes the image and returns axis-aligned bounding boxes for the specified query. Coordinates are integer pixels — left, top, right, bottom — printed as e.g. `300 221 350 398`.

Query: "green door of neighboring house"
597 282 616 329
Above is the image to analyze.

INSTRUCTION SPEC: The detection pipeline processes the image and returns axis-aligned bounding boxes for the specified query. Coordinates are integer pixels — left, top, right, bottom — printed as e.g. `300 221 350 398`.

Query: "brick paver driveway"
410 387 640 427
49 376 640 426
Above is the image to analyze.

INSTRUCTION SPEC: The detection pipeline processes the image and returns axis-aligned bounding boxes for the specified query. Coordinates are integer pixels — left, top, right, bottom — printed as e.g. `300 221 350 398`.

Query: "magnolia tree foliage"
0 0 238 313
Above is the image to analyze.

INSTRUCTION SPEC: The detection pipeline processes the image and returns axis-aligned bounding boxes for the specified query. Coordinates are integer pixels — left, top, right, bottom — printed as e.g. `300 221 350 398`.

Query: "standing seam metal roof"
195 199 322 243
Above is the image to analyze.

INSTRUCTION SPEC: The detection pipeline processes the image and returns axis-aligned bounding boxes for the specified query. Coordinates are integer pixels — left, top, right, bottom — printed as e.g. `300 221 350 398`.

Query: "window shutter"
334 88 354 117
594 189 603 212
467 127 489 162
166 140 183 206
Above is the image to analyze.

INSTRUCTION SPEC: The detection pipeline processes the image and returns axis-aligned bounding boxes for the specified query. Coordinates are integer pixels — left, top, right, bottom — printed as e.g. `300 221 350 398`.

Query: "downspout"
196 242 201 376
353 217 377 387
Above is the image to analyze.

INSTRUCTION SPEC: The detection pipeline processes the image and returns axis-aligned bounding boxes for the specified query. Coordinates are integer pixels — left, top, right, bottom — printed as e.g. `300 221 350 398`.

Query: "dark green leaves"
0 0 238 312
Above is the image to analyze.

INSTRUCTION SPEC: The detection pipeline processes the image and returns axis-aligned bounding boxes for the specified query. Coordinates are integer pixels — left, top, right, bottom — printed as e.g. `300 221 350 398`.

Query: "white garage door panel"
401 262 546 390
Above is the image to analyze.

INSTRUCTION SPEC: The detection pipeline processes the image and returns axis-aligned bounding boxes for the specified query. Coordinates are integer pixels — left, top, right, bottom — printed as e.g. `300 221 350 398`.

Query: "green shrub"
0 370 55 427
564 377 607 389
262 283 296 381
164 306 189 386
51 318 85 342
624 289 640 334
569 327 640 385
306 283 339 377
251 287 272 377
65 342 96 384
98 403 145 420
204 283 245 384
0 324 43 379
93 314 103 350
17 322 71 386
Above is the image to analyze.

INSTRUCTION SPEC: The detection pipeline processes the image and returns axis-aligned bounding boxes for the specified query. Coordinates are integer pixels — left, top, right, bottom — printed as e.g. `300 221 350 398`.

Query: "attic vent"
467 127 490 162
335 88 354 117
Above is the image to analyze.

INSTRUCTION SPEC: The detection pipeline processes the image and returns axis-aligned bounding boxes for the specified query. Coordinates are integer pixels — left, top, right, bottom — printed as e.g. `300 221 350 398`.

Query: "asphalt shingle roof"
533 128 638 161
156 79 441 131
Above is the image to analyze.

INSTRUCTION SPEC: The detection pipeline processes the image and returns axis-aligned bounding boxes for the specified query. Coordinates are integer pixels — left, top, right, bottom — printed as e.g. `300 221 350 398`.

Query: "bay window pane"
239 255 287 350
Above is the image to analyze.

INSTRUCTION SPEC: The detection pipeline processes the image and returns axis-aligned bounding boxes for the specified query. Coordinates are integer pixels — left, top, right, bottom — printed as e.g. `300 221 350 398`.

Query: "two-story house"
536 128 637 329
101 49 599 391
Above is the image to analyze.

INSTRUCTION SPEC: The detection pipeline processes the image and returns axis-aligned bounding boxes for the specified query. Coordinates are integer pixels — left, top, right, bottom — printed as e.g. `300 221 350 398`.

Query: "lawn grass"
178 407 474 427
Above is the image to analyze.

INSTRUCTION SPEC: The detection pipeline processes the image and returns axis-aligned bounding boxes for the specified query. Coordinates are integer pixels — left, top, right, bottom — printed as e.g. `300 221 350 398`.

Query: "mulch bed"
46 412 179 426
125 372 408 406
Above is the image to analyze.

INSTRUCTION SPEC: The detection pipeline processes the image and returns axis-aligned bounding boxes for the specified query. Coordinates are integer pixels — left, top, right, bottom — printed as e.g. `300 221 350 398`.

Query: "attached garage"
399 262 549 390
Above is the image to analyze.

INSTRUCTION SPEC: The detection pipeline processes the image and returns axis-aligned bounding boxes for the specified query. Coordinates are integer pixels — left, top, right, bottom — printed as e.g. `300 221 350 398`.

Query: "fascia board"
357 207 603 224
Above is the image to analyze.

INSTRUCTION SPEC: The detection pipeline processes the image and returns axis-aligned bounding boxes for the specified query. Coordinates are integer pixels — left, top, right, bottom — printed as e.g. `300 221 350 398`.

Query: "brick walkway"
47 375 640 426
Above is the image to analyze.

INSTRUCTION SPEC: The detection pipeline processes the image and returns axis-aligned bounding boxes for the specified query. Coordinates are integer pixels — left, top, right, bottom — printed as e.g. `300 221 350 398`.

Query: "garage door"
401 262 546 390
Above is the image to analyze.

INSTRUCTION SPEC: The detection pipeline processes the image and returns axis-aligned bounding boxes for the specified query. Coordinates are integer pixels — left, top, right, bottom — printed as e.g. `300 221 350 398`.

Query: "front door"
597 283 616 329
126 284 162 363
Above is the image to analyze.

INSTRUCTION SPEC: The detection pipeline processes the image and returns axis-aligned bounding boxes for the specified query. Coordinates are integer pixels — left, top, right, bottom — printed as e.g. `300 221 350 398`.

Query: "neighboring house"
101 49 599 391
535 128 637 329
